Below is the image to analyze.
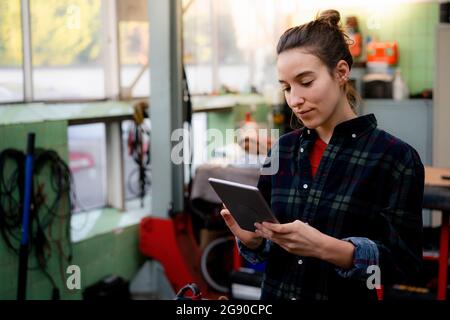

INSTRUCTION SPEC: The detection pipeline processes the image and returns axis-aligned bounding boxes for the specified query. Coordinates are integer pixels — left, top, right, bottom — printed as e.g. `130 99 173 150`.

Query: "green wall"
207 2 440 137
343 2 439 94
0 224 143 300
0 121 144 300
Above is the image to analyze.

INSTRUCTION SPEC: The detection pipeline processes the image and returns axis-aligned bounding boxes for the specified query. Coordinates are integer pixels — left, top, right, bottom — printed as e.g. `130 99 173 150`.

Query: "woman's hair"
277 9 360 112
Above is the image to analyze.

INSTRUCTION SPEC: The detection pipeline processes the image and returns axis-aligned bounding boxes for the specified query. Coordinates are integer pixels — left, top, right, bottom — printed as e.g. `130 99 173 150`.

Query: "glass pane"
183 0 213 94
118 0 149 98
183 0 286 95
217 0 281 94
0 0 24 102
68 123 107 211
30 0 104 100
119 21 150 98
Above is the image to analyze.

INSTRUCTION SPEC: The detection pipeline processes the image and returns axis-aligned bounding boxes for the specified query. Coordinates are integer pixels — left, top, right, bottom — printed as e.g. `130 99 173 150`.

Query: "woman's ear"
335 60 350 85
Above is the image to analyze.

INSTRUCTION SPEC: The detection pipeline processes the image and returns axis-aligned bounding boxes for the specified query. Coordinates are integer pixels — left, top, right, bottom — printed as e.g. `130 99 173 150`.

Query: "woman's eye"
301 81 313 87
282 87 291 93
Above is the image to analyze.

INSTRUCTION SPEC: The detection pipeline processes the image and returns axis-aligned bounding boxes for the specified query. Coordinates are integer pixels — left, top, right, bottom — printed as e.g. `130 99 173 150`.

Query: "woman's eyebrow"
278 71 315 84
294 71 314 79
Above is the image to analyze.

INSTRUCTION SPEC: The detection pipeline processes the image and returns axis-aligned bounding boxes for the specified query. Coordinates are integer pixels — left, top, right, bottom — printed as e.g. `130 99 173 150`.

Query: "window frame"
68 115 133 213
2 0 120 104
5 0 267 104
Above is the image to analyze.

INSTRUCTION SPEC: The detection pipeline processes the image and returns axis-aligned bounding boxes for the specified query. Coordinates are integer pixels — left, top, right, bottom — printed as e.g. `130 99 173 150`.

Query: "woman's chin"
301 118 321 129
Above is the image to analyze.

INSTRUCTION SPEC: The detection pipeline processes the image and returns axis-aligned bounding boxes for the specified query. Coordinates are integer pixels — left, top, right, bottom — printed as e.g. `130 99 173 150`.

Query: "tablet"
208 177 279 232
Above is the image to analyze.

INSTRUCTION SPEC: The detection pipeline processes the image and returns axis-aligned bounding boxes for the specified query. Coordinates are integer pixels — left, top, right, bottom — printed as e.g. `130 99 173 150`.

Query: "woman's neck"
316 98 356 144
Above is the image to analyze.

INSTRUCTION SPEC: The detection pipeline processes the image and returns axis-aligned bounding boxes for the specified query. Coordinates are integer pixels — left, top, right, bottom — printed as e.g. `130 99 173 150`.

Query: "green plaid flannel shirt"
238 114 424 300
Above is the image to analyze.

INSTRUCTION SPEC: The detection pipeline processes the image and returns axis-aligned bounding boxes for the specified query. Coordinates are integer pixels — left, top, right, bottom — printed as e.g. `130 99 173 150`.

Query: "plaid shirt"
238 114 424 300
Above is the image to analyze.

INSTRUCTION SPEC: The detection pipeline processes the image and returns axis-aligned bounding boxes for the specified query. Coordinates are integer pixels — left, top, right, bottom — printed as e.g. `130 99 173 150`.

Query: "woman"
220 10 424 300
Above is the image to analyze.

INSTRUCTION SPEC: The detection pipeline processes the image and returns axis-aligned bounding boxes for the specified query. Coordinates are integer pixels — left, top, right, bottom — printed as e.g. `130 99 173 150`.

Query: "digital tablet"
208 177 279 232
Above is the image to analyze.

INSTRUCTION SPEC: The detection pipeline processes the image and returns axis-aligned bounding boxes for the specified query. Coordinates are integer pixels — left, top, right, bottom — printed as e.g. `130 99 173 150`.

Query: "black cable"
0 147 74 299
33 149 74 261
33 148 74 262
0 149 25 253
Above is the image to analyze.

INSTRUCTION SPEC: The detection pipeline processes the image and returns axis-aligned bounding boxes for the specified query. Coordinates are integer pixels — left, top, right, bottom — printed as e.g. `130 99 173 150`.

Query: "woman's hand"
255 220 355 269
255 220 325 258
220 207 263 250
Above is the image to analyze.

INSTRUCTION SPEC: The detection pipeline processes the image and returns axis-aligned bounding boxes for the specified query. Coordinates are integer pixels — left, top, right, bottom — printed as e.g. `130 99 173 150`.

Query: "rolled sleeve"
237 237 271 264
336 237 379 281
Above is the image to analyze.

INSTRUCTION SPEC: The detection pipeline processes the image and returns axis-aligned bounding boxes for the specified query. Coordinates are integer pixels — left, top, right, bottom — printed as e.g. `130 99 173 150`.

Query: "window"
183 0 286 95
183 0 213 94
68 123 107 211
216 0 283 93
30 0 104 100
118 0 150 98
215 0 249 92
0 0 23 102
0 0 295 102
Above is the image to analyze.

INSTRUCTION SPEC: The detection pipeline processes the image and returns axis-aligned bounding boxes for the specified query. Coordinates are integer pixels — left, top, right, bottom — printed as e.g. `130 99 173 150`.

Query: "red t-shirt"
309 137 327 177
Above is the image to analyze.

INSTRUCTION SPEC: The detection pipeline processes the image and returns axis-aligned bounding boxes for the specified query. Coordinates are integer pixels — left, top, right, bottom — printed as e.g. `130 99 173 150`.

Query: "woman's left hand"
255 220 325 258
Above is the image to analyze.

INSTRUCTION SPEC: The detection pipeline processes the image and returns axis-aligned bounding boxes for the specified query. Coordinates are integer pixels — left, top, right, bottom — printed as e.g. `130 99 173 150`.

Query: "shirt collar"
302 114 377 141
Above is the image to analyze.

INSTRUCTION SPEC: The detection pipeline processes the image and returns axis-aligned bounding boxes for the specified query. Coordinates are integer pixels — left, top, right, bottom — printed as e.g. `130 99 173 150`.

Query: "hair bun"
316 9 341 27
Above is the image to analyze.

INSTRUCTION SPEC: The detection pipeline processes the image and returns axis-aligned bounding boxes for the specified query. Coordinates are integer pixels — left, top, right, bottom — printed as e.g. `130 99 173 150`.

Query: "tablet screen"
208 177 278 232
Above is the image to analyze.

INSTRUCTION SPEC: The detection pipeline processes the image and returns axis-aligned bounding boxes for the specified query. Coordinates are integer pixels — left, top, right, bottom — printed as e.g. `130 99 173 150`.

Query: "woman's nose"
288 90 305 109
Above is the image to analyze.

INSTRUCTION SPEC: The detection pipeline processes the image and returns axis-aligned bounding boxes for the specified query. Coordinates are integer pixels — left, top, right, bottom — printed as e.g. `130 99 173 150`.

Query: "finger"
256 225 274 239
263 220 304 234
265 233 295 251
265 236 286 249
220 209 245 234
273 235 295 247
254 222 264 232
255 229 271 240
220 210 235 228
261 222 291 234
278 243 292 253
261 230 297 248
256 227 291 249
256 223 297 243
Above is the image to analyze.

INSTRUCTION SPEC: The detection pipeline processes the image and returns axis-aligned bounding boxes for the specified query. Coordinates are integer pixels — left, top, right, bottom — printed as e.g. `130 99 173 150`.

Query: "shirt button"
351 133 356 138
307 130 311 134
291 297 297 300
303 184 308 189
300 148 304 153
298 259 303 265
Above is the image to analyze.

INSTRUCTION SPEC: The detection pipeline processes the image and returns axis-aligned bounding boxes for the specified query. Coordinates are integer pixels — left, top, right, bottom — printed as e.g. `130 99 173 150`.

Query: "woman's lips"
299 108 313 116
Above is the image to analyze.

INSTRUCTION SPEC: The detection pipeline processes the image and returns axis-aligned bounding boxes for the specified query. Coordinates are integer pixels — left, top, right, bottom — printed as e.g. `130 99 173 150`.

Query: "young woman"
220 10 424 300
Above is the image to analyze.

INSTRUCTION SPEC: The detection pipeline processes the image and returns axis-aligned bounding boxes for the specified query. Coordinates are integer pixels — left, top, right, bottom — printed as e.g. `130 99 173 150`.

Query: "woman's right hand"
220 207 263 250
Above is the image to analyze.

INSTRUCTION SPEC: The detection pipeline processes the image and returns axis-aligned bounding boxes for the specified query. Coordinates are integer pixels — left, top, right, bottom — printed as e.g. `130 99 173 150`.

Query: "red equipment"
139 213 241 299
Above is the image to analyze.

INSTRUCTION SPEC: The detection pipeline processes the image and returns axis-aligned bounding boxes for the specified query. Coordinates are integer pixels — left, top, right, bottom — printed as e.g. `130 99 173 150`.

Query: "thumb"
220 210 239 232
220 210 234 226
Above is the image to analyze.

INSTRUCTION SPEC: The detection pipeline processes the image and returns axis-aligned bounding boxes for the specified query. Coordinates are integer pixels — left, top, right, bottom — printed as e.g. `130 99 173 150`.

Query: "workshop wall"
342 2 438 94
0 121 143 299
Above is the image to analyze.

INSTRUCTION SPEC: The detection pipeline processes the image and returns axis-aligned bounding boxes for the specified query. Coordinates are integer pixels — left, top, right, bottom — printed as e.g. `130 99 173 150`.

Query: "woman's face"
277 48 343 129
